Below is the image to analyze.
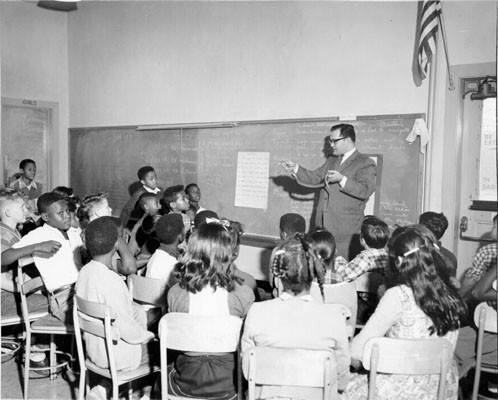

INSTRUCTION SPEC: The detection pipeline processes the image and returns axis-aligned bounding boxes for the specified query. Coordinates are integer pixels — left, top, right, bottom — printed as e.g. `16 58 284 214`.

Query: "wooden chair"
472 302 498 400
242 346 338 400
73 295 159 400
354 271 386 294
17 270 74 400
362 337 453 400
158 312 243 400
127 273 168 312
311 280 358 336
355 272 386 329
2 264 49 328
1 264 49 365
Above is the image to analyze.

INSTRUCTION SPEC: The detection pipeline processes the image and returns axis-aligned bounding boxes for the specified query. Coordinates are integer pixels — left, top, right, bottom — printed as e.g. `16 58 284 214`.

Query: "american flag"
416 1 442 81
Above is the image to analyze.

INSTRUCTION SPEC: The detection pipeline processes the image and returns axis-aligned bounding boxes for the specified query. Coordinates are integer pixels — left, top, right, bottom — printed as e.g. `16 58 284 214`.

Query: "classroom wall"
67 1 430 127
66 1 495 128
0 2 70 185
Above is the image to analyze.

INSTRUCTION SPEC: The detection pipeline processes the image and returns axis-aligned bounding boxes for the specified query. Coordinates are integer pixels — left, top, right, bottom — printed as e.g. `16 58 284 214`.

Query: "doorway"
1 98 56 191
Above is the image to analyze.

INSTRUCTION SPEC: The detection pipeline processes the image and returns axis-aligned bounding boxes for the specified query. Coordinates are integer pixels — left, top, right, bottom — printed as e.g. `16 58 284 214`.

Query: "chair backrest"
474 302 498 333
127 273 168 311
159 312 243 400
355 271 386 294
17 266 47 333
243 346 338 400
311 280 357 335
73 295 120 379
159 312 242 352
4 266 48 329
362 337 452 400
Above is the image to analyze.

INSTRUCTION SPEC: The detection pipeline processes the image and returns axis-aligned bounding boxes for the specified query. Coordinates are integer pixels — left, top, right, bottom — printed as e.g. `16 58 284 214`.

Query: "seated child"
146 213 184 286
128 192 162 256
162 185 191 235
4 192 83 323
269 213 306 296
76 216 155 398
459 214 497 299
52 186 81 233
0 188 54 317
185 183 205 213
10 159 43 215
78 192 137 276
223 218 259 300
310 228 346 284
193 209 219 230
278 212 306 240
167 221 255 399
419 211 458 277
455 265 497 397
120 166 162 230
335 215 389 281
241 233 351 398
343 226 467 400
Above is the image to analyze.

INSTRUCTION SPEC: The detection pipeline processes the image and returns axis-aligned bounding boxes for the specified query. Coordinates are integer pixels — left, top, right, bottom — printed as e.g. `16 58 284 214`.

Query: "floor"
1 356 77 400
1 337 156 400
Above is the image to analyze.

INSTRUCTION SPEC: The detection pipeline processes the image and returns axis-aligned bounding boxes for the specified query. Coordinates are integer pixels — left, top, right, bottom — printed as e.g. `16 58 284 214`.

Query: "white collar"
143 185 161 194
279 292 313 302
42 223 67 238
17 179 38 190
341 147 356 163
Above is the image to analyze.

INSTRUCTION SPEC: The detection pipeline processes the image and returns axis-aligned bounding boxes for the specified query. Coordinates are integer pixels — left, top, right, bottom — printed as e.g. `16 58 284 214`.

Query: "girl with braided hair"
344 225 467 400
241 233 351 399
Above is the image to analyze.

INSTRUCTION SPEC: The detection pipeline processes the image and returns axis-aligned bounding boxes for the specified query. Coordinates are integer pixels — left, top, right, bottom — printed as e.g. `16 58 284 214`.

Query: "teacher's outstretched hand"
279 160 298 173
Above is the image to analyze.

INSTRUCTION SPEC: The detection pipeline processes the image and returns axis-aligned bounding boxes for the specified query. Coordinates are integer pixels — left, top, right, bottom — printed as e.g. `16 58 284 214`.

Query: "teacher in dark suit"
282 123 376 260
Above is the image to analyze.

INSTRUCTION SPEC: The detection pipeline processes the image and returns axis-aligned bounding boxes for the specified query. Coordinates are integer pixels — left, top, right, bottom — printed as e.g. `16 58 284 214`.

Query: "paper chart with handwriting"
234 152 270 209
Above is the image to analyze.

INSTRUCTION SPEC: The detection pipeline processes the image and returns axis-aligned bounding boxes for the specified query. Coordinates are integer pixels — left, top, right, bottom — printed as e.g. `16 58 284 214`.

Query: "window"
478 97 496 201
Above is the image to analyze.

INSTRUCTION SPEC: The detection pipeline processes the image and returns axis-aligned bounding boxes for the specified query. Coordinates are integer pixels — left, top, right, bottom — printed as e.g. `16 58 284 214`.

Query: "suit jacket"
295 150 376 247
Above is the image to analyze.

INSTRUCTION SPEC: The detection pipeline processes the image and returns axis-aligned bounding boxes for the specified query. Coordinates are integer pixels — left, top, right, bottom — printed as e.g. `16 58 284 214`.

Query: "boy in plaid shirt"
459 214 497 298
335 215 389 282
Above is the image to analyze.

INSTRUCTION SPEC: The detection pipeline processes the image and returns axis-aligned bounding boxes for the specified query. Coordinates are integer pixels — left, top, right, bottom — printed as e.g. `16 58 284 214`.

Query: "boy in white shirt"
77 216 155 399
4 192 83 323
146 213 184 286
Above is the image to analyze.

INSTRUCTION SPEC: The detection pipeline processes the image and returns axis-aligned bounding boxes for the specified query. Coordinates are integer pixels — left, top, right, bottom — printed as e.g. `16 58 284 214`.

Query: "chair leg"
128 383 133 400
78 366 86 400
113 380 119 400
23 332 32 400
85 372 90 398
49 334 56 380
70 335 75 369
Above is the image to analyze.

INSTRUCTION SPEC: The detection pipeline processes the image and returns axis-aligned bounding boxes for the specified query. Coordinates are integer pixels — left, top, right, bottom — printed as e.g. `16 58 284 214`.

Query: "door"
455 81 496 276
1 98 53 191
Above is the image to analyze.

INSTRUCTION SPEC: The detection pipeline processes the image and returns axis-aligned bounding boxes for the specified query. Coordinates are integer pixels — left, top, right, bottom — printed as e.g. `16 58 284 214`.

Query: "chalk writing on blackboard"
235 152 270 209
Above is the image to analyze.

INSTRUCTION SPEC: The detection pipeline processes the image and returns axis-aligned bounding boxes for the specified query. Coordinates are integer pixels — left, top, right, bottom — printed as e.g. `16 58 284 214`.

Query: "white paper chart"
234 152 270 209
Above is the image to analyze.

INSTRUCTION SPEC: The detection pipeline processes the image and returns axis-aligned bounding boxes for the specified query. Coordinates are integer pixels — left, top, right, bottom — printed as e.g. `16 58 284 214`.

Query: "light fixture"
463 76 497 100
37 1 78 12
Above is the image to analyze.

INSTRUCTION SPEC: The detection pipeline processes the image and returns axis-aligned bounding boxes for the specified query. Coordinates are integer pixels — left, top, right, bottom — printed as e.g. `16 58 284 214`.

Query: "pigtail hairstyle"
174 220 239 293
391 229 467 336
271 233 326 296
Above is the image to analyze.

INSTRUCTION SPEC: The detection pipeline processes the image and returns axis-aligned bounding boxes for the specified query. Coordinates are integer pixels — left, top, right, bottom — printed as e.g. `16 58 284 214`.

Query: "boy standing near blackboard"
120 166 162 230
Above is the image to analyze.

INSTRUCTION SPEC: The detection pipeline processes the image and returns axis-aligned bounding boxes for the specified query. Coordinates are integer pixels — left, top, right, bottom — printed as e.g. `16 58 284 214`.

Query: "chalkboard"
70 127 198 212
70 114 423 237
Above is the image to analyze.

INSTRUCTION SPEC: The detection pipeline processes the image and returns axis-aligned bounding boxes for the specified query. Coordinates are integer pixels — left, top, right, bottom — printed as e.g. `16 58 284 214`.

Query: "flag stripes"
417 1 441 80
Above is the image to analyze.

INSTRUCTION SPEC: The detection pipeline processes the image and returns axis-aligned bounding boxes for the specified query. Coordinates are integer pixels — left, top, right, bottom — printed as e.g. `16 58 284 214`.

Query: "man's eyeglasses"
327 137 347 145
